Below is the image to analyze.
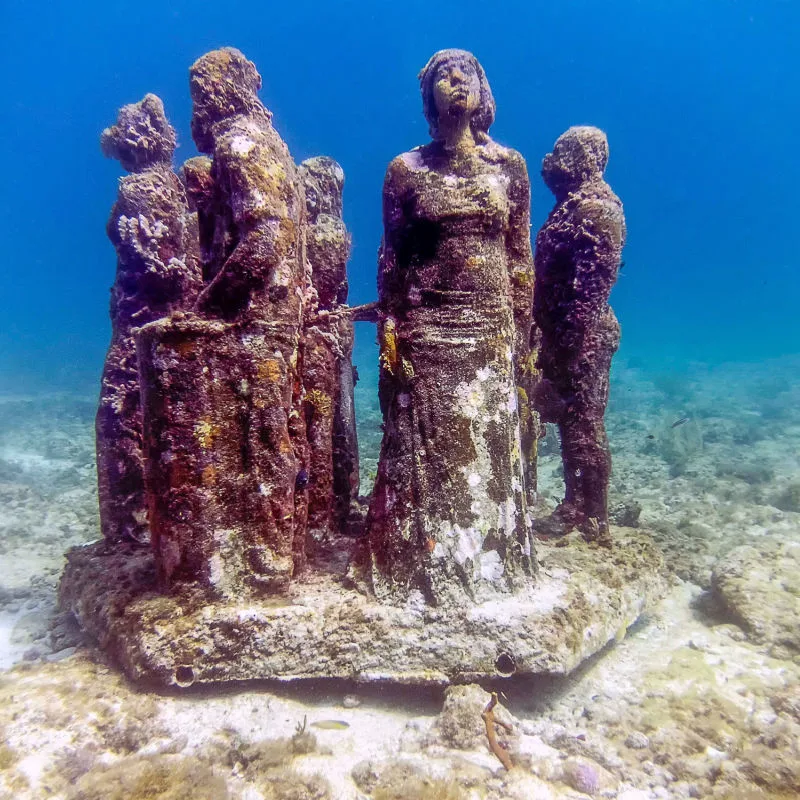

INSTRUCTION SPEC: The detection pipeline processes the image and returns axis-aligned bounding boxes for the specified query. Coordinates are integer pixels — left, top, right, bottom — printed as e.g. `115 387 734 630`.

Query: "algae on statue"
299 156 360 552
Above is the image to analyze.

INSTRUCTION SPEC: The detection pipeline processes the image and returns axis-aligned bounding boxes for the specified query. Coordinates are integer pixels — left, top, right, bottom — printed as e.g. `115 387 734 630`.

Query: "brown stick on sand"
482 692 513 770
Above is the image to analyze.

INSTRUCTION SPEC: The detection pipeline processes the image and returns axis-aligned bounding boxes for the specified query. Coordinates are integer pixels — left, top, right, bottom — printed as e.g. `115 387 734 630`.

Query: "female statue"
359 49 536 604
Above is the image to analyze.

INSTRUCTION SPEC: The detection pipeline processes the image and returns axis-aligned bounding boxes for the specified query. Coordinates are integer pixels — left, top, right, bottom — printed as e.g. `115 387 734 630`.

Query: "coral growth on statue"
356 49 535 604
61 48 655 690
96 94 202 545
532 126 626 543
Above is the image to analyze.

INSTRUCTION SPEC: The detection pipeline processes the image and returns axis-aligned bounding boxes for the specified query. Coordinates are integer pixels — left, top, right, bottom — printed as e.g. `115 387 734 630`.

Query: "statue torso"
391 143 515 302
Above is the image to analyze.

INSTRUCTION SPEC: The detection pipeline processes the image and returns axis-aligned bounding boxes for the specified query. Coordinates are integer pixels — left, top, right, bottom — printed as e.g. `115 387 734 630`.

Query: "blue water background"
1 0 798 391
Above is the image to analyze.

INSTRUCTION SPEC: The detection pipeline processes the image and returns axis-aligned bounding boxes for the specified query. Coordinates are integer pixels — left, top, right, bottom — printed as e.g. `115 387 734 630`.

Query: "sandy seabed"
0 356 798 799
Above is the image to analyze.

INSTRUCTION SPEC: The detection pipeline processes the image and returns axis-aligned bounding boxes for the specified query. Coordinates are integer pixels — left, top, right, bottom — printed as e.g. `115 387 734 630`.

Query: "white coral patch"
506 386 518 413
209 552 223 586
453 525 482 566
505 498 518 530
496 498 518 534
455 381 482 419
467 472 481 488
230 135 256 156
476 366 493 382
167 256 186 271
240 333 267 349
480 550 505 582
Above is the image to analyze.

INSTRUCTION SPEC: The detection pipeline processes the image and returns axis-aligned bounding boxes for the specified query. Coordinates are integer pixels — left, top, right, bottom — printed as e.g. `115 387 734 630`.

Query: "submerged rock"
59 528 665 686
711 535 800 657
433 684 515 751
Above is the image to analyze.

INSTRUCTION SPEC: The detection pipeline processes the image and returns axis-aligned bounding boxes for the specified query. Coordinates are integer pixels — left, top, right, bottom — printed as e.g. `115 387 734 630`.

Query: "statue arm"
571 197 625 313
377 157 410 315
376 157 412 385
505 151 534 278
195 147 294 313
505 151 536 357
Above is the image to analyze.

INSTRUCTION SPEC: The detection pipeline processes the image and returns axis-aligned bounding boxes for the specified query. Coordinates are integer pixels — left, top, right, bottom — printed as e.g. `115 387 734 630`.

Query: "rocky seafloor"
0 353 799 800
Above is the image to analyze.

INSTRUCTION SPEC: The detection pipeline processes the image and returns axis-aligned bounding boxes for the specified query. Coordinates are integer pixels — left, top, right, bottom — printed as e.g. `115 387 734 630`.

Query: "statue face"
543 127 609 193
432 59 481 119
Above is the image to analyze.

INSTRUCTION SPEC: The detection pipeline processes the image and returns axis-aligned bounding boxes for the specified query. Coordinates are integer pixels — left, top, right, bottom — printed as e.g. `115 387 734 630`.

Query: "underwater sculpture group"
62 48 665 687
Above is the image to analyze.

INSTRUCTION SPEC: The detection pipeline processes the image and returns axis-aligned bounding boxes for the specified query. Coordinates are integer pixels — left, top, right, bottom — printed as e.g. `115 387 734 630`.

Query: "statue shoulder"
384 148 425 194
387 148 425 175
483 141 530 178
117 164 179 206
574 191 626 248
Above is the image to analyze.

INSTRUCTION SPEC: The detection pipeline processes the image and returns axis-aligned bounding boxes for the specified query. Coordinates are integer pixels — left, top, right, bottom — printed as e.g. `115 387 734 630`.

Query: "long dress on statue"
363 139 535 604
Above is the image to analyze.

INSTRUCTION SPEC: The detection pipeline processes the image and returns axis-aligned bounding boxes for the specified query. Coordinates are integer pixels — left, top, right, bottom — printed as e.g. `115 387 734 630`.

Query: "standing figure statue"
136 49 310 597
532 126 626 545
358 49 536 605
299 156 359 551
96 94 201 545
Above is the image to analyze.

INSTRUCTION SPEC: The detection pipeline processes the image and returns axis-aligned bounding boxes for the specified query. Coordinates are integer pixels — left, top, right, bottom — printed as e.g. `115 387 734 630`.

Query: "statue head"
418 49 495 142
542 126 609 198
180 156 214 213
299 156 345 221
189 48 267 153
100 94 176 173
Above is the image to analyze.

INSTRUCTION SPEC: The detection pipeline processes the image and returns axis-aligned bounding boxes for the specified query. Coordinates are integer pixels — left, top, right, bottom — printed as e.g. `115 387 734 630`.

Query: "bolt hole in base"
494 652 516 677
174 665 195 687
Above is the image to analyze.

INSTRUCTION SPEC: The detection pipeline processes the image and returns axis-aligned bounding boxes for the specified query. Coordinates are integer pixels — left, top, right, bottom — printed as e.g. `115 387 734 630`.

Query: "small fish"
311 719 350 730
295 468 309 489
670 416 690 429
646 434 655 440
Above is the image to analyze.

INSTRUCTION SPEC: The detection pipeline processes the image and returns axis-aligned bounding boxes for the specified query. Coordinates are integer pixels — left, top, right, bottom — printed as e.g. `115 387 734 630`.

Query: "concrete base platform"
59 529 667 688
